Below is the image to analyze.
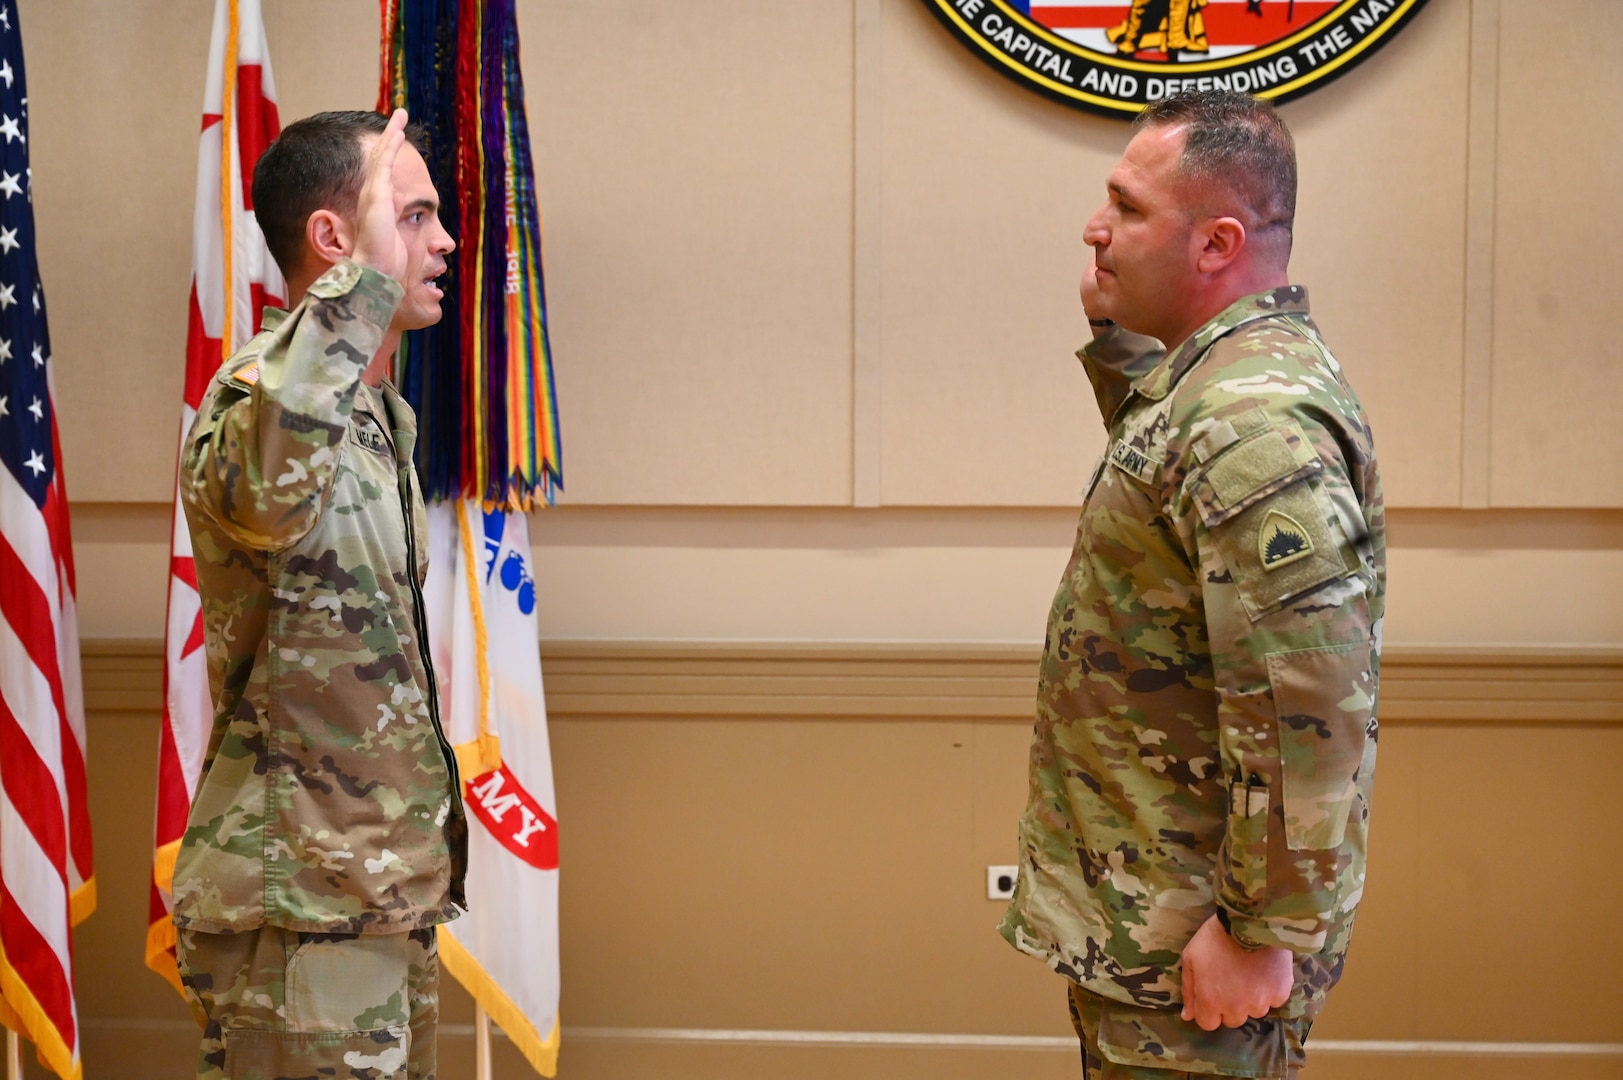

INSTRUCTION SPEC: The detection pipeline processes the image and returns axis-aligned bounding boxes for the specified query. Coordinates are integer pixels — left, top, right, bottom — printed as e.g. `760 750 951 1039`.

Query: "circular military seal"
922 0 1431 118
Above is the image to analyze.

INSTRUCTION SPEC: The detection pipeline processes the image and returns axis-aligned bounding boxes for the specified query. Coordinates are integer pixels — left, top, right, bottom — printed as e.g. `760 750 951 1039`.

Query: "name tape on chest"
349 421 391 457
1108 439 1160 486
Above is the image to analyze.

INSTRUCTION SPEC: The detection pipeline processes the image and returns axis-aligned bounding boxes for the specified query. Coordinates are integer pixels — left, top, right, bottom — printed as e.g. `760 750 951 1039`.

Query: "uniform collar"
351 379 418 468
1130 285 1310 403
1075 328 1164 430
377 379 418 466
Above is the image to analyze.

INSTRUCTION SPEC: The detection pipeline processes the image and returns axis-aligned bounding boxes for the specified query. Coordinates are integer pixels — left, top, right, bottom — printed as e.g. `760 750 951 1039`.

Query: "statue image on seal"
1108 0 1210 59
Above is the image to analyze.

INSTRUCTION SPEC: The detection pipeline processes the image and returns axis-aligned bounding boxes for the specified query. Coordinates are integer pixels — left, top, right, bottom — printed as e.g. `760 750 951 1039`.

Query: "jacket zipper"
398 464 464 815
398 464 470 912
370 391 467 908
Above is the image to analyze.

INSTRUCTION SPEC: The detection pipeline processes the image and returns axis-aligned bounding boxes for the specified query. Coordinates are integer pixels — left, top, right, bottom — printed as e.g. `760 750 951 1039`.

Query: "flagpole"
6 1028 21 1080
475 1004 493 1080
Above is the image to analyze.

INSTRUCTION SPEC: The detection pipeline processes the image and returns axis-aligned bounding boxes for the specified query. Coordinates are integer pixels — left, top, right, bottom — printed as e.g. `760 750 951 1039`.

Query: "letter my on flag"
148 0 283 993
0 4 95 1078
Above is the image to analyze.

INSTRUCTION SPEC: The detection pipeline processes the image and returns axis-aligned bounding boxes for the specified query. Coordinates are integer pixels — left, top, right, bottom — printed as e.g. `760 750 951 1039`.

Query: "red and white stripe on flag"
0 4 93 1077
0 386 89 1080
424 502 561 1077
149 0 283 993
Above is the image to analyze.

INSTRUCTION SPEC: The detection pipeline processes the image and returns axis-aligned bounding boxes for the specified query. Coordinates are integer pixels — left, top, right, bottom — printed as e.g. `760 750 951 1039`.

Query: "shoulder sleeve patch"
1209 481 1349 619
1189 420 1352 619
1258 509 1315 569
230 361 260 388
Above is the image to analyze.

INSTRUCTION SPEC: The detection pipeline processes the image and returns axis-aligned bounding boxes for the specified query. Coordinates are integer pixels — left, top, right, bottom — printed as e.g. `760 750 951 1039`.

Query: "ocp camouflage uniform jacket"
175 259 467 936
999 287 1385 1019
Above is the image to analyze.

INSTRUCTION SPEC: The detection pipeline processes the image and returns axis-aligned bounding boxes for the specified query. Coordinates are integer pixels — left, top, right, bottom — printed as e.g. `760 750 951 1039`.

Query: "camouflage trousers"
1068 983 1310 1078
176 924 440 1080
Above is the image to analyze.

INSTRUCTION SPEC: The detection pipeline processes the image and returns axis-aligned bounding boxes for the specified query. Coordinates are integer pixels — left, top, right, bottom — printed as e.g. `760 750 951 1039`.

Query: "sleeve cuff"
305 260 405 331
1219 906 1330 954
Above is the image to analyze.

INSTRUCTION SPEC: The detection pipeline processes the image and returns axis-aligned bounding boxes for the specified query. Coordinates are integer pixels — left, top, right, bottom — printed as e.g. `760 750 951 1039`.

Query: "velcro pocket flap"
1192 420 1322 528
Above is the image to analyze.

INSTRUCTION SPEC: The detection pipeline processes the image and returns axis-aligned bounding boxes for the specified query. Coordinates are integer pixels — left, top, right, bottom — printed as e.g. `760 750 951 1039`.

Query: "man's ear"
306 209 354 267
1195 216 1246 274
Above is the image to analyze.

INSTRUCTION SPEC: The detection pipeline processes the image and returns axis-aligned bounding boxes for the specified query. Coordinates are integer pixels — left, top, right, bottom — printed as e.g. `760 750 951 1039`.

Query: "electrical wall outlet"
986 864 1018 900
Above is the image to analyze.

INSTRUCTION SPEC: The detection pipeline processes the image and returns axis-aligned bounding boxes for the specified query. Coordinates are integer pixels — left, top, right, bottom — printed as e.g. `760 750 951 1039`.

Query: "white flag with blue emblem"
423 499 560 1076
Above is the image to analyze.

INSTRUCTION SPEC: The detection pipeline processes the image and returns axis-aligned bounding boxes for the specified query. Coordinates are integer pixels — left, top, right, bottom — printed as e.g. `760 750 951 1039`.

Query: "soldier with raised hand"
999 90 1385 1078
174 107 464 1080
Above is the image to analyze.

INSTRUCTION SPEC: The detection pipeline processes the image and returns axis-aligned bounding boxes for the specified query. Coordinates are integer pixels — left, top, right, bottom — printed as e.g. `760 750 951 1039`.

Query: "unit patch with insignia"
1259 509 1314 570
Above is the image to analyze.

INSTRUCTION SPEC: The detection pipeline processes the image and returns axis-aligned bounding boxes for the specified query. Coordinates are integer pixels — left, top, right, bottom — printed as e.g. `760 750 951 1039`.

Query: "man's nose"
1083 208 1108 247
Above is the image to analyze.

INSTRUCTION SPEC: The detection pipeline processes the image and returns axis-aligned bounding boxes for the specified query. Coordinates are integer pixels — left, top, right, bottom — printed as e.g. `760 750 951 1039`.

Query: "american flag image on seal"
924 0 1432 117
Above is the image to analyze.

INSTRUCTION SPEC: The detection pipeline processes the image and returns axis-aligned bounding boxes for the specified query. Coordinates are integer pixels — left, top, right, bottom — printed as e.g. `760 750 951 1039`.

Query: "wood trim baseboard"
79 1017 1623 1059
81 639 1623 725
553 1027 1623 1058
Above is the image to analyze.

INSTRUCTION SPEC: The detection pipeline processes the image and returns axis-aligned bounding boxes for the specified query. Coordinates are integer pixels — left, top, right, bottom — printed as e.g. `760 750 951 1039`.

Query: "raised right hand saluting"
350 107 411 285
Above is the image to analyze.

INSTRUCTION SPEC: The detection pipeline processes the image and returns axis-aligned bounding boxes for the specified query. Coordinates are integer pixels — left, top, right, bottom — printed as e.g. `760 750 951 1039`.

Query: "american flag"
0 2 94 1078
147 0 282 993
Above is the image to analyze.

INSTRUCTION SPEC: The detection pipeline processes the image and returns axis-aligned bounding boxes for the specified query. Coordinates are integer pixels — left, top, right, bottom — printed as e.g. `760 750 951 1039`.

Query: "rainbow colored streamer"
379 0 563 509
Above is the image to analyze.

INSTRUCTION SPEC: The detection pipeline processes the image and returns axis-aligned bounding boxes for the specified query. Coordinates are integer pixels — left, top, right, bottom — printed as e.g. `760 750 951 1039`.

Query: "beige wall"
37 0 1623 517
38 0 1623 654
16 0 1623 1078
1490 0 1623 506
71 502 1623 647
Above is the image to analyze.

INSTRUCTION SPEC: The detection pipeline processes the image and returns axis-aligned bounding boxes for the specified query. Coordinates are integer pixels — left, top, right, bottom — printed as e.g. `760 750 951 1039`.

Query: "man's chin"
390 304 445 334
1098 303 1152 339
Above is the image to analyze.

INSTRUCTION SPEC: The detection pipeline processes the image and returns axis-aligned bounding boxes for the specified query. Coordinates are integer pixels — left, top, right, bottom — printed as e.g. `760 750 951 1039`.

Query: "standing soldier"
999 90 1384 1078
174 108 465 1080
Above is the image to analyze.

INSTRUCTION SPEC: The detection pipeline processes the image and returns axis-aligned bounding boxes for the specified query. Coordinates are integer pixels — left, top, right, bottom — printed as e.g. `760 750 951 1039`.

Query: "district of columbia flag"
0 3 94 1078
422 502 561 1076
149 0 283 993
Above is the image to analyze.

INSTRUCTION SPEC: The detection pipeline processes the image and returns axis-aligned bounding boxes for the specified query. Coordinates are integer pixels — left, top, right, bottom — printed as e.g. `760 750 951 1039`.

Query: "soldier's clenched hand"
351 108 411 284
1179 913 1293 1031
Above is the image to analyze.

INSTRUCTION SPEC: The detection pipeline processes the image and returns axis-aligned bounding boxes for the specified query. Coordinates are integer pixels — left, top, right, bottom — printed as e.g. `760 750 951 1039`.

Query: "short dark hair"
252 110 424 279
1133 90 1296 250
